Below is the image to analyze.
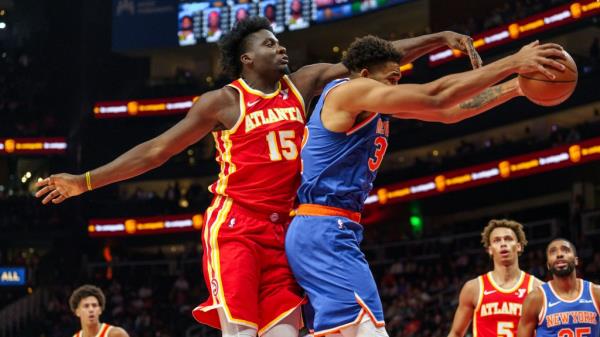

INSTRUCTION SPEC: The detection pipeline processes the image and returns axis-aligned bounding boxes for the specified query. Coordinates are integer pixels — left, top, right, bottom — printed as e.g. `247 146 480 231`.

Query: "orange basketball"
518 50 577 106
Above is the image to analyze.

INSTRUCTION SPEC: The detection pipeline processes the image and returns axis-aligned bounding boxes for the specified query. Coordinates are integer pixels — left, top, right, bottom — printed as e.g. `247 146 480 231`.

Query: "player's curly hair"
218 16 273 78
69 284 106 313
481 219 528 255
342 35 403 73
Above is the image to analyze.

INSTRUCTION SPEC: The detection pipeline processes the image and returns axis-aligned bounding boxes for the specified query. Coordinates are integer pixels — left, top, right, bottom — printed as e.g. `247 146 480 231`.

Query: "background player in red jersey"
70 285 129 337
447 219 543 337
36 16 481 337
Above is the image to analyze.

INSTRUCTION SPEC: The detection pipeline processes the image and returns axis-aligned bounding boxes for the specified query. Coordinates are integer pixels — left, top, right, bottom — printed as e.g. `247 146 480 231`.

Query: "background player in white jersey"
447 219 543 337
70 285 129 337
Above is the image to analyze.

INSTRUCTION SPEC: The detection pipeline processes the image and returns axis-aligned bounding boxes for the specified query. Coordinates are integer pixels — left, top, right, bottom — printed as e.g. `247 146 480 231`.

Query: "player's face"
547 240 578 277
487 227 522 265
243 30 289 76
75 296 102 326
363 61 401 85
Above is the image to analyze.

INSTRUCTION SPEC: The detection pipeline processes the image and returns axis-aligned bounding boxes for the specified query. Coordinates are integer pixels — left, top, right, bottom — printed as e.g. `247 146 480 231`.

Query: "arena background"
0 0 599 336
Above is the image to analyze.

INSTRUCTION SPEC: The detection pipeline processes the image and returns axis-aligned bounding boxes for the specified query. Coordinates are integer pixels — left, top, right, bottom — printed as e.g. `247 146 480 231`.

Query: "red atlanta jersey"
473 272 535 337
208 75 306 213
73 323 112 337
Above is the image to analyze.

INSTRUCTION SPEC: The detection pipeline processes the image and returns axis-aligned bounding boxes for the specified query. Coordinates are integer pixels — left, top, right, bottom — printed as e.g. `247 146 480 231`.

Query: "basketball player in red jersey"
447 219 543 337
36 17 481 337
70 285 129 337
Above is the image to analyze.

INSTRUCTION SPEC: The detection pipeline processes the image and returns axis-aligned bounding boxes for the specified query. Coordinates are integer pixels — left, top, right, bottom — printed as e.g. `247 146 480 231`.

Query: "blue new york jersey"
537 280 600 337
298 78 390 212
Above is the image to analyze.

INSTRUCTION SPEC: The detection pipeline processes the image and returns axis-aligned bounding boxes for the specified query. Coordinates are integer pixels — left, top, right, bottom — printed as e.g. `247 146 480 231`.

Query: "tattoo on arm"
459 85 503 109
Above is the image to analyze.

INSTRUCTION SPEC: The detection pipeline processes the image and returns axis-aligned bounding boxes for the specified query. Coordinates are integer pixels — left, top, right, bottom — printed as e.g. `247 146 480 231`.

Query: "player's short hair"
219 16 273 78
546 237 577 256
481 219 528 254
69 284 106 313
342 35 403 73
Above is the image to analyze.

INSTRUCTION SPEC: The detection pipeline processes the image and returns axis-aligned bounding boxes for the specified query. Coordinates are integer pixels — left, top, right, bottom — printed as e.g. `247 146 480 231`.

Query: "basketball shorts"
192 196 305 336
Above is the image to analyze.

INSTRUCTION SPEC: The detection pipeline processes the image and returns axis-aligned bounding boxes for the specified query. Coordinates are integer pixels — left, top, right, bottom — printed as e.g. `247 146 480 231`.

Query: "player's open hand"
513 40 566 80
441 31 483 69
35 173 86 204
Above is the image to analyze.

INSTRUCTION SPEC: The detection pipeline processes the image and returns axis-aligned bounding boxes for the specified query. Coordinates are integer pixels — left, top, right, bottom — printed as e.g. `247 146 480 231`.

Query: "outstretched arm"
447 279 478 337
290 31 480 99
517 288 544 337
394 78 522 124
329 41 564 120
35 89 232 204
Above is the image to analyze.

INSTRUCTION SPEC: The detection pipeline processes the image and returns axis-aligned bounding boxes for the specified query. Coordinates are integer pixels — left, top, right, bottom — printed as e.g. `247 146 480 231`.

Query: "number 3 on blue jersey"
368 136 388 171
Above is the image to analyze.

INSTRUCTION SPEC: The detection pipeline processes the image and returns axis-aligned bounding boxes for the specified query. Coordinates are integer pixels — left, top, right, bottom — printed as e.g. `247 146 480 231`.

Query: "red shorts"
192 196 304 335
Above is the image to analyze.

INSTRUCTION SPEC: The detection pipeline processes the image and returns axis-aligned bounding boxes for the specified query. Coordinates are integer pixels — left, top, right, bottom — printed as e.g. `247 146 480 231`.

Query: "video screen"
285 0 310 31
202 6 230 43
313 3 352 23
230 3 257 28
259 0 285 34
177 2 210 46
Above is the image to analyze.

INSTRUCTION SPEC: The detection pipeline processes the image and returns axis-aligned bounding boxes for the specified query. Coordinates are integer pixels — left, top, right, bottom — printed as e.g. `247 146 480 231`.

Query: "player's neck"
551 274 579 297
81 322 101 337
241 72 281 93
491 263 521 285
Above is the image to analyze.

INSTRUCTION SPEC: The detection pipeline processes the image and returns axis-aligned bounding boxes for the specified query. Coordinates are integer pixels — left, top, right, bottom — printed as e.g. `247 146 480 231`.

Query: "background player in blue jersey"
285 35 566 337
517 238 600 337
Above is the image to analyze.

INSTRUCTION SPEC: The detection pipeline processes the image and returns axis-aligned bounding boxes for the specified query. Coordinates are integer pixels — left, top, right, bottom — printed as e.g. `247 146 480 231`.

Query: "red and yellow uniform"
192 75 306 335
73 323 112 337
474 272 535 337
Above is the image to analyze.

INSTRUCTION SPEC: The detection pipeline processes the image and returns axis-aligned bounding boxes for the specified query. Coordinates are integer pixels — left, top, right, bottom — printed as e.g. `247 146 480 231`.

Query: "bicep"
151 93 221 157
449 281 477 337
290 63 349 97
517 291 543 337
341 81 440 115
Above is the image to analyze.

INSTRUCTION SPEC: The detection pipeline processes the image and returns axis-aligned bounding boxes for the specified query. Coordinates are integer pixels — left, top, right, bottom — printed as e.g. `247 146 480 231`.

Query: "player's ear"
359 68 369 78
241 52 253 66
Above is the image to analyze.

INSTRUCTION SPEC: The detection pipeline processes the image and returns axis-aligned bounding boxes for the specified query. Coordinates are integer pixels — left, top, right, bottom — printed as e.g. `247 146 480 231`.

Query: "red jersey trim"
473 276 485 337
346 112 378 136
282 75 306 116
487 271 526 293
225 84 247 134
238 78 282 98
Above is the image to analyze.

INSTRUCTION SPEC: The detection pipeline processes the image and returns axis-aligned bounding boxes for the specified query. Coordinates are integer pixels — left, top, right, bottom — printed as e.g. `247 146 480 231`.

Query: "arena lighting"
0 22 5 29
0 137 67 155
0 267 26 286
366 136 600 206
93 95 199 118
429 0 600 67
92 65 414 118
88 213 204 237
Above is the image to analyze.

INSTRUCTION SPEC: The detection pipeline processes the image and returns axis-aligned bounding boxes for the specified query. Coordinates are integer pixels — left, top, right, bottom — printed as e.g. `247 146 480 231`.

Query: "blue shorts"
285 215 384 335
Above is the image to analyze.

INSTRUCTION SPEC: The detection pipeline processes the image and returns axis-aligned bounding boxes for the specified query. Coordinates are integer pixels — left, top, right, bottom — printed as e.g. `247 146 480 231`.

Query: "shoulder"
460 277 481 303
196 86 238 108
530 275 544 288
590 282 600 299
108 326 129 337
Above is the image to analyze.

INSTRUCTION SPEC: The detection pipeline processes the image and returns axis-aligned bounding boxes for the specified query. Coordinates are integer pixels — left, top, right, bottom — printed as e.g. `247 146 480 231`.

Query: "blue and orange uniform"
285 78 390 336
537 280 600 337
193 75 306 335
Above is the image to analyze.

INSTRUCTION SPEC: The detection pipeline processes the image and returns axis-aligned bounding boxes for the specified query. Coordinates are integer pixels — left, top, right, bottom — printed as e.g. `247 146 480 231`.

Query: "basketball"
518 49 578 106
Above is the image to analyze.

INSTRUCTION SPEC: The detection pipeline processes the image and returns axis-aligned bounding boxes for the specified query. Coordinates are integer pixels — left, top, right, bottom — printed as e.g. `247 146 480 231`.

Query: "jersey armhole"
224 84 247 134
589 282 600 315
283 75 307 117
538 286 548 325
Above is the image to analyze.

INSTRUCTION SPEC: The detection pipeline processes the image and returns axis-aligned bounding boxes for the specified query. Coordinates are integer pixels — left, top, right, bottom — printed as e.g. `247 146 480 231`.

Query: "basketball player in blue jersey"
285 35 566 337
517 238 600 337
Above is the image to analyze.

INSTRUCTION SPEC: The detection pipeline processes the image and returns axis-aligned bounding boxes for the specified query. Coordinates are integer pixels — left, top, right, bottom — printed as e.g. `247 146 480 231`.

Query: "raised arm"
35 88 234 204
394 78 522 124
517 287 544 337
447 279 478 337
289 31 480 100
329 42 564 120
